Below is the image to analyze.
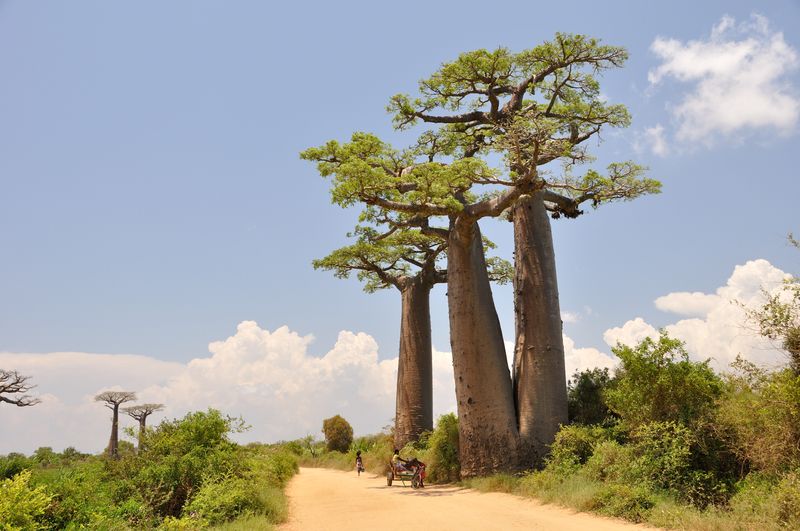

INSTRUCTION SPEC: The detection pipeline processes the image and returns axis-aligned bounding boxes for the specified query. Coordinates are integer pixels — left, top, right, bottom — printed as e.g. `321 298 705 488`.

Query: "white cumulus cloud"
605 259 791 370
648 14 799 146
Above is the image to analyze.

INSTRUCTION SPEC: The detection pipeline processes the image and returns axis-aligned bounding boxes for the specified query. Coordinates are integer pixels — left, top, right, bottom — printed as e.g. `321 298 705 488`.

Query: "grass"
210 514 276 531
463 469 794 530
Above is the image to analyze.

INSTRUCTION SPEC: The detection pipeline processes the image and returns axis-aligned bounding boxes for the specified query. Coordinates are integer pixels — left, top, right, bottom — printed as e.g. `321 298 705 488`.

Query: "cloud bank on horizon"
1 259 790 455
642 14 799 155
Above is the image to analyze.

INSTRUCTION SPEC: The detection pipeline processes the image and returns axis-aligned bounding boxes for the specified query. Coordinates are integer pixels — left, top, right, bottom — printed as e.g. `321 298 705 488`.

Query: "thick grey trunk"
108 406 119 458
512 192 568 466
394 279 433 448
448 219 519 477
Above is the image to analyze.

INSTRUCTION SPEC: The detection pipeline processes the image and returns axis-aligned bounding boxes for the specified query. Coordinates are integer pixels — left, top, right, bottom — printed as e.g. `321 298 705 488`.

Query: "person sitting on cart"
392 448 409 472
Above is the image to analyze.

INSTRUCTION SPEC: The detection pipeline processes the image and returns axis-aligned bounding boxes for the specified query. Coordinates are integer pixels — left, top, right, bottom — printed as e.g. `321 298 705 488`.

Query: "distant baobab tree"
95 390 136 457
0 369 41 407
123 403 165 449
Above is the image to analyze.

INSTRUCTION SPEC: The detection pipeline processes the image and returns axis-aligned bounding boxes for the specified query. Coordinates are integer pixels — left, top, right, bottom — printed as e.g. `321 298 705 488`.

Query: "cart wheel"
411 475 421 489
386 471 393 486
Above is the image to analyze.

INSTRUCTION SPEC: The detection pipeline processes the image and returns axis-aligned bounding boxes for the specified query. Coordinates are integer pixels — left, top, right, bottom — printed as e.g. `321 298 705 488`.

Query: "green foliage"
112 409 248 518
775 471 800 527
0 469 53 531
32 459 132 529
321 415 353 453
0 453 33 480
184 475 261 525
567 368 614 425
423 413 460 483
588 483 655 522
31 447 57 466
605 332 723 429
548 424 615 471
715 361 800 474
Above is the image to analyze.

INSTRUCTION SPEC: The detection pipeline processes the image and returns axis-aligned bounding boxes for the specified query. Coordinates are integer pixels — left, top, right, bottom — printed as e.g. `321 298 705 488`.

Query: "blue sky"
1 1 798 452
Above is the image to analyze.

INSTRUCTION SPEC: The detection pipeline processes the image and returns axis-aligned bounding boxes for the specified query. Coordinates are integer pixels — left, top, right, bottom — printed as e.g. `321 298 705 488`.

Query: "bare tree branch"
0 370 41 407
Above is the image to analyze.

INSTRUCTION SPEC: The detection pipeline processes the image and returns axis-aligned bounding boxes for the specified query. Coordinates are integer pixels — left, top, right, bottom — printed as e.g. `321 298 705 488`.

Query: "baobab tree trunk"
108 405 120 458
394 278 433 448
512 192 568 467
448 218 519 477
137 417 147 450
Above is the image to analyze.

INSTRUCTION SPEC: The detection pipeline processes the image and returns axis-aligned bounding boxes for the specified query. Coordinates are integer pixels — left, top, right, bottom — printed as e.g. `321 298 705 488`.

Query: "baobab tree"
389 36 661 464
123 403 165 449
314 220 510 448
0 369 41 407
305 34 659 475
95 390 136 457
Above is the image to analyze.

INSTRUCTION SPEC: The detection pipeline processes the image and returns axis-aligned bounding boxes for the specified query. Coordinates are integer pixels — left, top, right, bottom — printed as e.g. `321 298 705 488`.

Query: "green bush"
0 469 53 530
114 409 247 518
589 483 655 522
568 368 614 425
547 424 615 471
606 332 723 429
584 440 632 482
32 460 120 528
423 413 460 483
775 471 800 527
32 447 58 467
0 453 33 480
184 475 261 525
715 363 800 474
321 415 353 453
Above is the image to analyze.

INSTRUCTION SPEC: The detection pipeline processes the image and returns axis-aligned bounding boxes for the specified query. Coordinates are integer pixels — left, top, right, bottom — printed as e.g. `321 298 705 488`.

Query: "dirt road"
279 467 652 531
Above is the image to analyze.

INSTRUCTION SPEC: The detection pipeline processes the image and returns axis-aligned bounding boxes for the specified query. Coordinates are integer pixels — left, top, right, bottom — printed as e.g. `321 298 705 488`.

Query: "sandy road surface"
279 467 653 531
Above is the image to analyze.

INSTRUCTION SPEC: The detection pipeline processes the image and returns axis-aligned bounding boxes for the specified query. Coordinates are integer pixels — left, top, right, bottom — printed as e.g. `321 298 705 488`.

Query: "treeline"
0 409 298 530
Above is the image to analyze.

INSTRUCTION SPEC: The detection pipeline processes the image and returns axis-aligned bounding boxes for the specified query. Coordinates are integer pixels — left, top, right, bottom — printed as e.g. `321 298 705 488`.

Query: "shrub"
184 475 260 525
567 368 614 425
32 447 58 466
606 332 723 429
775 471 800 527
584 440 632 483
115 409 247 517
0 469 53 530
715 363 800 474
423 413 460 483
589 483 655 522
0 452 33 480
33 460 120 528
321 415 353 453
547 424 615 472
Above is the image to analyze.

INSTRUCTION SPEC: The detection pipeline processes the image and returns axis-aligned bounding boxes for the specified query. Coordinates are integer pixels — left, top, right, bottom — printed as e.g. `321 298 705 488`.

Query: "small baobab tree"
0 369 41 407
123 403 165 449
95 390 136 457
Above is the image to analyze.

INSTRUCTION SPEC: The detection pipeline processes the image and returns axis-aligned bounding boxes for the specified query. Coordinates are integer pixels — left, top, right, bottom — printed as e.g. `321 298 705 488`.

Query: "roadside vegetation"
0 409 298 530
298 331 800 530
464 332 800 530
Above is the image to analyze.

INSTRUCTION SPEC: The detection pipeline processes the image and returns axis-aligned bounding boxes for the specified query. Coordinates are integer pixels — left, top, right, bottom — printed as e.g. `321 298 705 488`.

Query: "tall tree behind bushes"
322 415 353 452
567 368 614 425
123 403 165 450
94 391 136 458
